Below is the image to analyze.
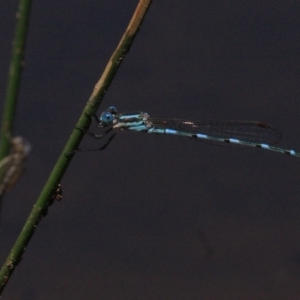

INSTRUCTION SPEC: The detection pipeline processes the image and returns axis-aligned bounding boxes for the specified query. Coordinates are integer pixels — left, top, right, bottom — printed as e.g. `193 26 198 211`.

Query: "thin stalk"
0 0 153 293
0 0 32 218
0 0 32 158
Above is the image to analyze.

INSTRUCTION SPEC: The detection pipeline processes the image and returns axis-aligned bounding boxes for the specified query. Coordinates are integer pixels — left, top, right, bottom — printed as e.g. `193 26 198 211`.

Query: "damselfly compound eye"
107 106 118 115
100 112 114 126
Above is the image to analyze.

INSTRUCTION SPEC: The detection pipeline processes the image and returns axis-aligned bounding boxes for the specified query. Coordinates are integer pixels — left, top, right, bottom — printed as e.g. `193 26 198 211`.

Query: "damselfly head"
99 106 118 127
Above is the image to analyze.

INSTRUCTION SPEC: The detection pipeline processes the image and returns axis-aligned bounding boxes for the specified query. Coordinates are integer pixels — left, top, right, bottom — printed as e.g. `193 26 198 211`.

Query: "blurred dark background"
1 1 300 299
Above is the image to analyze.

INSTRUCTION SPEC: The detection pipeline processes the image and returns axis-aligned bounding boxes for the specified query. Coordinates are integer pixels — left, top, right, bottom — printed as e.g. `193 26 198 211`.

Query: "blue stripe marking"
261 144 269 149
165 129 177 135
196 133 208 139
229 138 240 144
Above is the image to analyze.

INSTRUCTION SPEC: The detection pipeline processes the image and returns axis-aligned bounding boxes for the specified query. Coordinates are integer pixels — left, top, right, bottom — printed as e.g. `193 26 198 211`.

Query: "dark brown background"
1 1 300 299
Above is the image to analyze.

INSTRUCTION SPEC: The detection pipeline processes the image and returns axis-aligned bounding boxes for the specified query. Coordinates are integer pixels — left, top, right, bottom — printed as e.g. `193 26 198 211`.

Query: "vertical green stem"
0 0 32 158
0 0 32 223
0 0 153 294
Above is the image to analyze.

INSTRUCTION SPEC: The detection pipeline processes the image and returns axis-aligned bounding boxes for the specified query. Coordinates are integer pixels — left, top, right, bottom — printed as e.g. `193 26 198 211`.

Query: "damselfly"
80 106 300 158
0 136 31 197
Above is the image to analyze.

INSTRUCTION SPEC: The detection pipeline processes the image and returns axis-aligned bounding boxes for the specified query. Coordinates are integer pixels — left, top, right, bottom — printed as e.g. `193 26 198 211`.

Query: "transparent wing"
149 118 282 145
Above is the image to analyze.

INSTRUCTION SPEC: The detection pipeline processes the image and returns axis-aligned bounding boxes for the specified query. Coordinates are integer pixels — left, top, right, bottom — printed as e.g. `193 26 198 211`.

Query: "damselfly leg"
77 131 117 152
76 116 117 151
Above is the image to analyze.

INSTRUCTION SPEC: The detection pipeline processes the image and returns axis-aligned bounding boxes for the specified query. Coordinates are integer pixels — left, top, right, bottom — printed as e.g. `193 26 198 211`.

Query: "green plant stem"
0 0 32 218
0 0 32 158
0 0 153 293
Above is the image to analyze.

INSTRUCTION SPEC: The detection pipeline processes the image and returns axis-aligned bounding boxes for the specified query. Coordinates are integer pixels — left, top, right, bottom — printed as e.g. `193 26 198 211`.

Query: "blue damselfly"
80 106 300 158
